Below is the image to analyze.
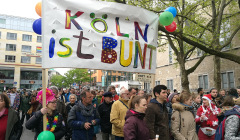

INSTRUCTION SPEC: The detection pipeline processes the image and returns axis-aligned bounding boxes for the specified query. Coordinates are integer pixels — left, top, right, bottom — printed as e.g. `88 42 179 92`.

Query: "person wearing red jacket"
195 94 220 140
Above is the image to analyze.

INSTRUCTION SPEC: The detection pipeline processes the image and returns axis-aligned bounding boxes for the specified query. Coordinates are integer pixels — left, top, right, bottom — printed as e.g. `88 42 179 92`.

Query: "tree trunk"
213 56 221 91
179 57 190 93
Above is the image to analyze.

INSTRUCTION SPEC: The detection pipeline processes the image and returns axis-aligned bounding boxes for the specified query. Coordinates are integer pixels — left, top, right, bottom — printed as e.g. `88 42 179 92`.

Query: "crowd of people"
0 85 240 140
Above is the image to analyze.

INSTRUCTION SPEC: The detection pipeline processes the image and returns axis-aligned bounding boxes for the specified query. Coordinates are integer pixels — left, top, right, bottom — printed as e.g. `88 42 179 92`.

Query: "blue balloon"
32 18 42 35
165 7 177 17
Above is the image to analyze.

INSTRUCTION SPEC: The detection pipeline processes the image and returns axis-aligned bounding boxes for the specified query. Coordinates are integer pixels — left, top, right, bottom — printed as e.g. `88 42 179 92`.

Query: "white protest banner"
42 0 159 74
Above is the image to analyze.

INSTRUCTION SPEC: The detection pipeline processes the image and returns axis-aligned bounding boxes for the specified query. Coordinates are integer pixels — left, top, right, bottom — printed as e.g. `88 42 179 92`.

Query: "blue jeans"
115 136 124 140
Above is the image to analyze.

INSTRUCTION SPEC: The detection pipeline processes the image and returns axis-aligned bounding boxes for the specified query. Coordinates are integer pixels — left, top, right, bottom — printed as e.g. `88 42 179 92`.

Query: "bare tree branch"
221 25 240 49
186 55 206 74
184 46 197 60
177 15 213 32
114 0 126 4
222 12 240 21
216 0 226 40
166 34 179 56
183 33 210 46
224 0 235 8
185 48 195 60
212 0 217 31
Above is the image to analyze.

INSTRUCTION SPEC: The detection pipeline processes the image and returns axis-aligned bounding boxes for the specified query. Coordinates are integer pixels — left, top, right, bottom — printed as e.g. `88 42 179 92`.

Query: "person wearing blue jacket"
68 90 100 140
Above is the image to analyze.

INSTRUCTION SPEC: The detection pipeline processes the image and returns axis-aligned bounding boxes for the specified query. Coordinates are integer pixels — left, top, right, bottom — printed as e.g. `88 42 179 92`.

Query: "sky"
0 0 70 75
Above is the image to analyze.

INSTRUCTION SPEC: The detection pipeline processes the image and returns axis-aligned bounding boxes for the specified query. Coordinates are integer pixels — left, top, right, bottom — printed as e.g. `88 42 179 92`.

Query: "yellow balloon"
35 2 42 17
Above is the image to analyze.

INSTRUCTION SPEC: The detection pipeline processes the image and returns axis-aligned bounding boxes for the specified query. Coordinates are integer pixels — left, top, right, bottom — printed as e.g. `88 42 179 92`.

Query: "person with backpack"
195 94 220 140
214 97 240 140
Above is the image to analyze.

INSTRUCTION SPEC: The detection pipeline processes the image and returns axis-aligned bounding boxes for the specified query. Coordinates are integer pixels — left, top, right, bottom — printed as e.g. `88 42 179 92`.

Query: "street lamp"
88 70 94 88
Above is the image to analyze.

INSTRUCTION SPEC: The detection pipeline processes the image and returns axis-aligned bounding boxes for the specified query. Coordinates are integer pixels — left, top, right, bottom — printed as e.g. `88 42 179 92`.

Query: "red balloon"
165 21 177 32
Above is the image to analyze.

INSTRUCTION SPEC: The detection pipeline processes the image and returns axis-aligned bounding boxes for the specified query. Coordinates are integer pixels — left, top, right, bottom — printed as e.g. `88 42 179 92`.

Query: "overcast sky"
0 0 38 19
0 0 70 75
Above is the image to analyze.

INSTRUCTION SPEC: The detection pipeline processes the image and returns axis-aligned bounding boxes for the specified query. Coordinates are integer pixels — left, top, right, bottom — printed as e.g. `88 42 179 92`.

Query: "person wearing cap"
195 94 220 140
25 88 66 140
101 85 119 103
7 87 21 112
98 92 114 140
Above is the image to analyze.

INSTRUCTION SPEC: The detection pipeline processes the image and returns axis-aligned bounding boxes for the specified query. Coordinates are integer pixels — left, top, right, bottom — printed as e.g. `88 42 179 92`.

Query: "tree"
50 75 66 88
64 69 90 87
50 69 90 88
112 0 240 91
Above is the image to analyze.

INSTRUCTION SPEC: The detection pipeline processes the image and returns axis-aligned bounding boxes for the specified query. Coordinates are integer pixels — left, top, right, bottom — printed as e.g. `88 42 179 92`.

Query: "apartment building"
0 14 43 90
155 39 240 92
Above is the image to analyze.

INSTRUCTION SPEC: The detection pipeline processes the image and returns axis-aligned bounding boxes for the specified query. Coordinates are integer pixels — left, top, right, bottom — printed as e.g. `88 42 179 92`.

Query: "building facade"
0 14 43 90
155 35 240 93
91 70 134 90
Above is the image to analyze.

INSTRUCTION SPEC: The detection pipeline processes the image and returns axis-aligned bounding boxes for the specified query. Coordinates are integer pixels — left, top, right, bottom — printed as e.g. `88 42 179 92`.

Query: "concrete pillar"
14 66 21 89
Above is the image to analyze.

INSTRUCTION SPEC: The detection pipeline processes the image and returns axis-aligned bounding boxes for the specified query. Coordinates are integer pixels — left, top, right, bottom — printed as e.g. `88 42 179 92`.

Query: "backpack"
215 115 240 140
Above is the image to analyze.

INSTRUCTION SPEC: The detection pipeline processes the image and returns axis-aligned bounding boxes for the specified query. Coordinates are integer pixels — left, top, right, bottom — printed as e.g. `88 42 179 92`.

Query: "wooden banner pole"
42 68 47 131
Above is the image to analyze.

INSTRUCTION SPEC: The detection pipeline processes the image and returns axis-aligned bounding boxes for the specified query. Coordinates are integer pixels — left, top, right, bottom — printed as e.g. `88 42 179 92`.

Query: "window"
7 32 17 40
5 55 15 62
22 45 31 52
21 56 31 63
221 72 234 89
6 44 16 51
21 71 42 80
155 80 160 85
36 57 42 64
198 75 208 89
112 76 116 81
0 18 6 24
22 34 32 42
0 70 14 79
37 36 42 43
169 45 173 64
167 79 173 90
144 82 150 91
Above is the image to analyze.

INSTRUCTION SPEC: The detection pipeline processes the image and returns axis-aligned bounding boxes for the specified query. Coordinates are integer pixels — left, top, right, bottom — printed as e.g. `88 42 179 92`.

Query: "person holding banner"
25 89 66 140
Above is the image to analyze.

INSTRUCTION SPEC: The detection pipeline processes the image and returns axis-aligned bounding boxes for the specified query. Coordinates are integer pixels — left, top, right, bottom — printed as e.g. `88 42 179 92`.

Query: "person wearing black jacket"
25 89 65 140
98 92 114 140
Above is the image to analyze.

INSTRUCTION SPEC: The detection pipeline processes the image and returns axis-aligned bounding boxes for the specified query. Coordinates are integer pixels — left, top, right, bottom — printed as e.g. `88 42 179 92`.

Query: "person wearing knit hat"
166 92 179 129
25 88 66 140
168 92 179 103
195 94 221 140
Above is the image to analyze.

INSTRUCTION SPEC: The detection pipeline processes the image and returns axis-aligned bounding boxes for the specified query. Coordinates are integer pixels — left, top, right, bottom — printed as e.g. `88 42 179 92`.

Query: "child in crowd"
192 93 201 116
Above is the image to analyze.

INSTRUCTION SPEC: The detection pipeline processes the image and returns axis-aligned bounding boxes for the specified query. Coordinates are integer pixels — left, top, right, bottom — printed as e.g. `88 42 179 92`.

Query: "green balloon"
159 11 174 26
37 131 55 140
